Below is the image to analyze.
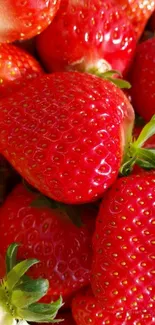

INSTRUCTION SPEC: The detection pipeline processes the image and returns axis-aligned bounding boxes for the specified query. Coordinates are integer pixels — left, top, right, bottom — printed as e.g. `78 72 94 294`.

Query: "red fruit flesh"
72 288 155 325
92 173 155 316
129 38 155 122
0 0 61 43
0 183 96 303
0 72 134 204
36 0 136 76
0 43 43 99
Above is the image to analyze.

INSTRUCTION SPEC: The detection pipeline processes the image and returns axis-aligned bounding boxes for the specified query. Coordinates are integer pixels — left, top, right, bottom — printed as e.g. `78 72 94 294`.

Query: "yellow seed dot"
121 297 126 301
117 236 123 240
130 255 136 259
131 287 137 292
122 280 128 285
113 272 119 276
139 277 145 281
151 240 155 245
121 216 127 220
132 237 138 242
113 290 118 295
122 245 127 250
121 261 126 266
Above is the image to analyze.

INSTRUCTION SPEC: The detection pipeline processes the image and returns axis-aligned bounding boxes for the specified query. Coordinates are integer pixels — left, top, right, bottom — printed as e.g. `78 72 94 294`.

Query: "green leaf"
134 115 155 147
28 297 63 315
7 259 38 291
31 195 57 209
105 77 131 89
11 279 49 308
6 243 19 274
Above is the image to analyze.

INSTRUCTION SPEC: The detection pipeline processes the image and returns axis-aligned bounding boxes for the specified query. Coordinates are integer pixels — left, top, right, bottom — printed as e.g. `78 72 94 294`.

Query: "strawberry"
72 288 155 325
0 72 135 204
36 0 136 76
0 183 96 304
129 38 155 122
0 243 62 324
91 172 155 318
0 0 61 43
114 0 155 40
0 43 43 99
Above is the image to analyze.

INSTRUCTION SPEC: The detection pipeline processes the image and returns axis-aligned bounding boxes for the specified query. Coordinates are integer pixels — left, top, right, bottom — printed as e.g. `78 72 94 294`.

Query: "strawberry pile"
0 1 155 325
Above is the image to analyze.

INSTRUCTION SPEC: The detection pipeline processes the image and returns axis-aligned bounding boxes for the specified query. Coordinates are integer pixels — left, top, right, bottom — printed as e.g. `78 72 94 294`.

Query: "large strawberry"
0 183 96 304
91 172 155 318
72 288 154 324
0 243 62 324
0 43 43 99
0 72 135 204
129 38 155 122
0 0 61 43
36 0 136 76
115 0 155 40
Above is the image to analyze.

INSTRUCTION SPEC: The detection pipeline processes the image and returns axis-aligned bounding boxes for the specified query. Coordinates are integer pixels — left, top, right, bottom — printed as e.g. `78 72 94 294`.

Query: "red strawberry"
39 312 76 325
0 72 134 204
0 183 96 303
0 43 43 99
0 0 61 43
72 288 155 325
114 0 155 40
36 0 136 76
91 173 155 317
129 38 155 122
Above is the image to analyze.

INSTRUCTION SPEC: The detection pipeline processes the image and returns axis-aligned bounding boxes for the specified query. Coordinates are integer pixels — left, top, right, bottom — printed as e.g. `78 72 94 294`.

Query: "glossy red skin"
40 312 76 325
0 72 134 204
0 43 43 99
72 288 155 325
129 38 155 122
114 0 155 40
0 183 96 303
92 173 155 316
36 0 136 76
0 0 61 43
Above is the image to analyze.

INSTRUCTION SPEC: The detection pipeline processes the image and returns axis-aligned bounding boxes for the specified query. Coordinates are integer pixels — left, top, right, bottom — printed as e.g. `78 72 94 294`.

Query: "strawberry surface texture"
0 72 134 204
92 173 155 318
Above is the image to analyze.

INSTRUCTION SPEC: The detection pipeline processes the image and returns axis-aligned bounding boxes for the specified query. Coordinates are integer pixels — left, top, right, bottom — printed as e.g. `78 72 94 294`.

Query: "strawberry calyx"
0 243 63 325
88 68 131 89
120 115 155 175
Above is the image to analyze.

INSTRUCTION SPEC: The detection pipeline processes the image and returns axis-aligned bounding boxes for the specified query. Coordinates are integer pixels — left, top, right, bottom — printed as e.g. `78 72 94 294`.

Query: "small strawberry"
115 0 155 40
36 0 136 76
0 43 43 99
129 38 155 122
72 288 155 325
0 72 135 204
0 243 62 324
0 0 61 43
91 172 155 317
0 183 96 303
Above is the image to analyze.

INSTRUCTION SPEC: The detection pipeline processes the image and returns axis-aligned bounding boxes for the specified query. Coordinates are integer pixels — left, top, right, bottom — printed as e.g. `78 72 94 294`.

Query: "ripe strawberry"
91 173 155 317
0 243 62 324
0 72 134 204
114 0 155 40
36 0 136 76
0 183 96 304
129 38 155 122
0 0 61 43
0 43 43 99
72 288 155 325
